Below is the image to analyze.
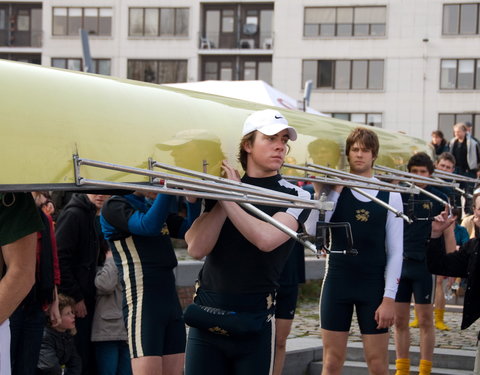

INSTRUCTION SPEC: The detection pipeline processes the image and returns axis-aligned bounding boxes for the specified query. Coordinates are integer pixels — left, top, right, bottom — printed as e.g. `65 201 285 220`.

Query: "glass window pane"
352 60 368 89
332 113 349 121
160 8 175 35
304 24 318 36
460 4 477 34
98 8 112 36
457 114 473 126
337 8 353 23
258 61 272 85
320 24 335 36
53 7 67 35
205 10 220 47
335 60 350 89
354 24 369 36
67 59 81 71
259 9 273 47
129 8 143 36
145 8 159 36
320 23 335 36
371 24 385 36
68 8 82 36
367 113 382 127
443 5 459 34
458 60 474 89
244 61 256 80
220 61 232 80
84 8 98 35
368 60 384 89
143 61 157 83
51 58 66 69
318 60 333 88
364 7 386 23
96 59 110 75
175 8 189 36
438 114 456 137
222 10 234 33
305 8 335 23
476 60 480 89
351 113 366 124
475 115 480 139
440 60 457 89
337 24 353 36
303 60 318 88
204 61 217 80
0 9 5 29
17 10 30 32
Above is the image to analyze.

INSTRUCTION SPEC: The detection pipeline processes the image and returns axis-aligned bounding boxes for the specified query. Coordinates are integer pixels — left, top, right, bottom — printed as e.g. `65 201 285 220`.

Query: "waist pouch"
183 302 273 337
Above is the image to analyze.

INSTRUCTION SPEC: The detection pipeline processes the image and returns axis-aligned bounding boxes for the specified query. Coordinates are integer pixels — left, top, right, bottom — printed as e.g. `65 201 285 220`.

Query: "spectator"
91 250 132 375
37 294 81 375
0 192 43 375
56 194 110 375
431 130 449 158
10 192 61 375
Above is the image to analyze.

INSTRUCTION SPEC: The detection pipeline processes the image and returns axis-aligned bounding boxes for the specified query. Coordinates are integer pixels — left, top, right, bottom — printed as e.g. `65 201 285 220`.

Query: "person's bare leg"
363 332 390 375
163 353 185 375
131 356 163 375
394 302 411 360
416 303 435 362
273 318 294 375
321 329 349 375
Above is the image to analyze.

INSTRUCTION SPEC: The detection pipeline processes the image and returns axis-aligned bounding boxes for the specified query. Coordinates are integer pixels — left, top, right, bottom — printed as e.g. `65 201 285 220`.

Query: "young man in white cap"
184 109 314 375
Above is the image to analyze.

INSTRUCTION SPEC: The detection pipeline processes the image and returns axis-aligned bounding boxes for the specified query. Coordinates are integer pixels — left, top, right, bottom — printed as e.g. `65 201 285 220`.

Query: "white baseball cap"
242 109 297 141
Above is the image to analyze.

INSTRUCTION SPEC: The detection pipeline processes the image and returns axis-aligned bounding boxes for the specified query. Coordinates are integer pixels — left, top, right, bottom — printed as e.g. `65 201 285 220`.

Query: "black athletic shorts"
395 258 434 304
275 285 299 320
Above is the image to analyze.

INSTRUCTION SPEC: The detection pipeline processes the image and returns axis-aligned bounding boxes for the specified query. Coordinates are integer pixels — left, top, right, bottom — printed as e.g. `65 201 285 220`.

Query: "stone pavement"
292 300 480 352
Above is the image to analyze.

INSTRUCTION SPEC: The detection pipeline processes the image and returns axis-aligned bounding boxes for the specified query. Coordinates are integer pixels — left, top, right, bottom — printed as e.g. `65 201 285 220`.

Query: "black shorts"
275 285 299 320
320 275 387 335
395 258 434 304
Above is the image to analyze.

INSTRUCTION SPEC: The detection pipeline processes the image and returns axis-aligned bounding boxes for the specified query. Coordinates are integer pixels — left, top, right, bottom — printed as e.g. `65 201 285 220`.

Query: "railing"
199 32 274 50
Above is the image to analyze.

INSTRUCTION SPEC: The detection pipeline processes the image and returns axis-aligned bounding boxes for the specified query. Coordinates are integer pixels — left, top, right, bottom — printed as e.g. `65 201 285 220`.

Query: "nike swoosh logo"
275 115 283 119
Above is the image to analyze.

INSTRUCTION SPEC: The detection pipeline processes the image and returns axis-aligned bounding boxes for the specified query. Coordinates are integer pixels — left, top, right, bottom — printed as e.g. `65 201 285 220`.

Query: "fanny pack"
183 302 273 337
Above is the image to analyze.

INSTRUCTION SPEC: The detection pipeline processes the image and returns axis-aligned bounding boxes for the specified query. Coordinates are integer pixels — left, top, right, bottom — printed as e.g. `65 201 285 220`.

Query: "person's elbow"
187 241 208 260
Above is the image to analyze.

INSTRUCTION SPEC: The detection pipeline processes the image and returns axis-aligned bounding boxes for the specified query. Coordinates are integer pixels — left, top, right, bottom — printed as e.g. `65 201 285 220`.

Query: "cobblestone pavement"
292 300 480 351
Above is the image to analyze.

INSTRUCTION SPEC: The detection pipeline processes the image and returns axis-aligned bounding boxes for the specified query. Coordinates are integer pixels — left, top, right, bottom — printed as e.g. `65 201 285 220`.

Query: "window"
304 6 386 37
128 8 189 37
439 113 480 139
303 60 384 90
331 113 383 127
443 4 480 35
440 59 480 89
127 60 187 84
51 58 111 75
52 7 112 36
201 56 272 83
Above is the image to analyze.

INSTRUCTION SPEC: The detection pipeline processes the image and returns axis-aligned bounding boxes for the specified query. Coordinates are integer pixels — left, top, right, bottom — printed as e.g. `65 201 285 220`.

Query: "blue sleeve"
127 194 174 236
176 200 202 239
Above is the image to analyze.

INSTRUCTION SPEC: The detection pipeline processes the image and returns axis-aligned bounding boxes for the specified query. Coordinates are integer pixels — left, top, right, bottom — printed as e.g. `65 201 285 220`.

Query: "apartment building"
0 0 479 140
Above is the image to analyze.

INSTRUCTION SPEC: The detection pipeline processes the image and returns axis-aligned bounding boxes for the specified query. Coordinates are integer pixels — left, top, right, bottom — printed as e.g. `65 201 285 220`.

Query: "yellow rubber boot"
409 309 419 328
395 358 410 375
434 308 450 331
419 359 432 375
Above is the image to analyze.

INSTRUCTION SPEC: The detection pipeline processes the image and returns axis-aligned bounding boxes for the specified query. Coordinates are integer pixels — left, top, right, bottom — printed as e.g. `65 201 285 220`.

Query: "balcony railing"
199 32 274 50
0 29 43 48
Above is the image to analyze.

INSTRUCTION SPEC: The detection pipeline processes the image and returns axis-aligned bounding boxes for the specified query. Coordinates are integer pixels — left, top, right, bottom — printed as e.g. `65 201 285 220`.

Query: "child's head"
54 294 76 334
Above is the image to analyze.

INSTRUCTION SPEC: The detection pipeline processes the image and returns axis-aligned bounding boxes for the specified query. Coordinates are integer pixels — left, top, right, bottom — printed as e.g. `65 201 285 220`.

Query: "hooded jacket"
55 194 105 304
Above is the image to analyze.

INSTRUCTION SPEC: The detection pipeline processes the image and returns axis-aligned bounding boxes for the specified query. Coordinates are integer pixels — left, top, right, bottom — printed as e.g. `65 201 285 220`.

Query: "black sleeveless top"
328 188 389 279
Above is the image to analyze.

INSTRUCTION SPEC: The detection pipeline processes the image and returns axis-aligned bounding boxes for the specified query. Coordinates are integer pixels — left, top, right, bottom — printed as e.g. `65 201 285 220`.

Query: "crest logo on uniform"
355 209 369 222
161 224 170 235
422 202 431 210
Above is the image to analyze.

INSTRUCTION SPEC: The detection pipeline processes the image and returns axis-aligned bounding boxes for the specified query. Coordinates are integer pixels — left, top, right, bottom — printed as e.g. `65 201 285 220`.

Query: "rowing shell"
0 59 431 192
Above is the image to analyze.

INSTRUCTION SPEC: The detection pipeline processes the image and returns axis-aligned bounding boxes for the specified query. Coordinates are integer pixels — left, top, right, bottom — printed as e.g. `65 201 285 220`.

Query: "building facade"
1 0 479 140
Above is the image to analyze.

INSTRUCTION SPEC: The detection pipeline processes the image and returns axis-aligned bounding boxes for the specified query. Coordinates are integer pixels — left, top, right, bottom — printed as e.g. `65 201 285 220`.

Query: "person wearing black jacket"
55 194 109 375
427 211 480 373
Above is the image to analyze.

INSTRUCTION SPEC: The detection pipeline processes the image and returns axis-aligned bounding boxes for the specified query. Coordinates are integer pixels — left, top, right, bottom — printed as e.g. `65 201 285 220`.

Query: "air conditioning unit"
240 39 255 49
